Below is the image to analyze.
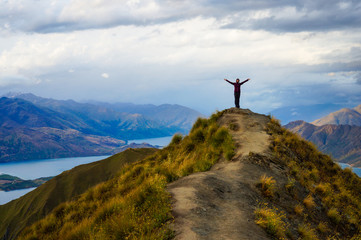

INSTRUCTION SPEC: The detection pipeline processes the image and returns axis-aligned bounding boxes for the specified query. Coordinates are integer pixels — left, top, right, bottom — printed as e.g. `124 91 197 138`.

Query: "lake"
0 136 174 205
4 134 357 206
0 155 109 205
339 163 361 177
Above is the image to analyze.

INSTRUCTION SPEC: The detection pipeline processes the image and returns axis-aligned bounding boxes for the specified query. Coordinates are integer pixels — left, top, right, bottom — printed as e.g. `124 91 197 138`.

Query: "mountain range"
286 104 361 167
0 93 202 162
270 103 356 124
1 108 361 239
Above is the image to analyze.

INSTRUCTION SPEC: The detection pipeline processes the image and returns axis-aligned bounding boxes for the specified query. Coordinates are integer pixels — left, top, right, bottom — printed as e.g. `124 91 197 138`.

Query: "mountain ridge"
0 93 202 162
285 103 361 167
311 104 361 126
285 120 361 167
2 108 360 239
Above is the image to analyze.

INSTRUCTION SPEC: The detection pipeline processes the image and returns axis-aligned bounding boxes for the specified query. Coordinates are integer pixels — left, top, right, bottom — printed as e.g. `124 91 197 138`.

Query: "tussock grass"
294 204 304 216
327 208 342 225
19 112 235 240
303 195 316 209
285 177 296 197
254 203 288 239
257 175 276 198
298 223 318 240
266 117 361 239
317 222 328 233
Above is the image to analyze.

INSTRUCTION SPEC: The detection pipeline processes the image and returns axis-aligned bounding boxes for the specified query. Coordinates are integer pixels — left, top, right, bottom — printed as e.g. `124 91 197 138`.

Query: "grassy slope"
0 148 158 240
4 109 361 240
18 112 235 240
253 118 361 239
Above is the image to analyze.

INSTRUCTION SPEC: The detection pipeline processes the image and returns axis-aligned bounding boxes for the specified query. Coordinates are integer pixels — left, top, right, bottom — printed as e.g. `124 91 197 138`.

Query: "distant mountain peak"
311 106 361 126
354 104 361 114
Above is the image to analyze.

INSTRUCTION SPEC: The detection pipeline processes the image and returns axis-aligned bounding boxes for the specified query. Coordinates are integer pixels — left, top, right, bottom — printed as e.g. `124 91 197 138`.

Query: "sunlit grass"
254 203 288 239
19 111 235 240
266 117 361 239
257 175 276 198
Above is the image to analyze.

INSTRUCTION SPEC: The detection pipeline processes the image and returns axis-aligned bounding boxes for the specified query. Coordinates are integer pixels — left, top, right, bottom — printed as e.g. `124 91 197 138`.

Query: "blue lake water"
0 155 109 205
0 136 173 205
339 163 361 177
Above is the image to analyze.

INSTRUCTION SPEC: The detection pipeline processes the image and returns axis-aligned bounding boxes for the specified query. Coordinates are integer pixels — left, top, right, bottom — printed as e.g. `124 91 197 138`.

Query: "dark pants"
234 92 240 108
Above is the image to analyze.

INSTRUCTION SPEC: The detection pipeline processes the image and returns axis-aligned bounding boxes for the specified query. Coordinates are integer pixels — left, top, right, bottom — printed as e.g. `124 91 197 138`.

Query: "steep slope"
285 120 361 166
0 148 158 240
16 112 235 240
168 108 271 239
6 109 361 240
312 106 361 126
169 109 361 239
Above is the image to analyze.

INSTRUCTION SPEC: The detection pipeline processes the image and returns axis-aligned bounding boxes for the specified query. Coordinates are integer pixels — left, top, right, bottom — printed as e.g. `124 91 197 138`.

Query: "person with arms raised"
224 78 250 108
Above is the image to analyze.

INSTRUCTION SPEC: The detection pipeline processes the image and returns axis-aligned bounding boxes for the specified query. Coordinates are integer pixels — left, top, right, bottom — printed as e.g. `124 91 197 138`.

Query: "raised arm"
224 79 234 85
240 78 250 85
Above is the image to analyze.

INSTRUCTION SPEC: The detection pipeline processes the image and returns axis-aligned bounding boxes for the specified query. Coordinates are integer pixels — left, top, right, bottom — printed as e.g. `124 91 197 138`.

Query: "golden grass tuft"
294 204 304 216
327 208 342 225
316 222 328 233
254 204 288 239
298 223 318 240
303 195 316 209
258 175 276 198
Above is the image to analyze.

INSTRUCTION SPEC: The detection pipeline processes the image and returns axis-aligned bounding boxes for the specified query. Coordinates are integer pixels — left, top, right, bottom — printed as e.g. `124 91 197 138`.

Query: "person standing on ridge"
224 78 250 108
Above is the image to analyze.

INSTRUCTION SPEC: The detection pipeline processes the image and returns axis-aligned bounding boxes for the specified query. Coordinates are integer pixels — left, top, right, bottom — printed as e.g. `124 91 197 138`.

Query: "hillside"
312 104 361 126
0 94 201 162
0 148 158 240
2 108 361 240
5 93 202 138
285 120 361 167
0 97 129 162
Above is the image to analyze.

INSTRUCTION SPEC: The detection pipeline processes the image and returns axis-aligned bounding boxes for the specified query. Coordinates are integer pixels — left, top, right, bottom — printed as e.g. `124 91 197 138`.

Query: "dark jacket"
226 79 249 92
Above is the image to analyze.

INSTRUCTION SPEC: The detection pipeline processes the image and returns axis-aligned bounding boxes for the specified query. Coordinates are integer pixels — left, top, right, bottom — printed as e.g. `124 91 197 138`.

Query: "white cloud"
101 73 109 78
0 0 360 114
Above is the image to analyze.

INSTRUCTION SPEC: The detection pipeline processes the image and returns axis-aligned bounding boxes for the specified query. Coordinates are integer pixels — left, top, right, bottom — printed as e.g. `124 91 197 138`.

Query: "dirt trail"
167 108 272 240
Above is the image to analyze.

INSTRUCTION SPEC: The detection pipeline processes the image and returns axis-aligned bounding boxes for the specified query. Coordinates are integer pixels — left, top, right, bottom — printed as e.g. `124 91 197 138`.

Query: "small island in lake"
0 174 52 192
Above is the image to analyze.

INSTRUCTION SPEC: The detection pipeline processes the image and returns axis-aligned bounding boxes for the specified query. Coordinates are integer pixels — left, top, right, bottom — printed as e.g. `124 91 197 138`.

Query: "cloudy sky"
1 0 361 114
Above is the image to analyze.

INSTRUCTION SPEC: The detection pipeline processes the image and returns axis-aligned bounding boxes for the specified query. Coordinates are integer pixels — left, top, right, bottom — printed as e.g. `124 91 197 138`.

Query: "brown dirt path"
167 108 273 240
